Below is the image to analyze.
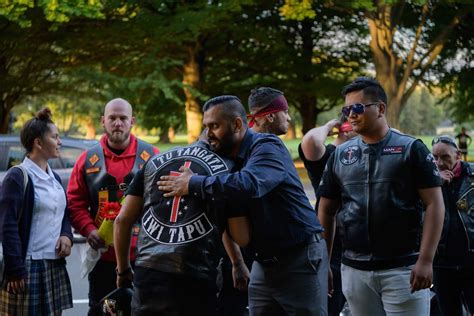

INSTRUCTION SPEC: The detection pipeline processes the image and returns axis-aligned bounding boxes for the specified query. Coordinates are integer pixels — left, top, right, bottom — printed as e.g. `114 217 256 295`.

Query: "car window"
60 146 85 168
7 145 25 169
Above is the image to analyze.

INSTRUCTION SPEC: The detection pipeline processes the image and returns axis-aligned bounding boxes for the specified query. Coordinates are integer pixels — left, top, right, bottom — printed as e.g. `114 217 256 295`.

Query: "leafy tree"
281 0 474 129
0 0 104 133
202 1 366 134
399 87 444 135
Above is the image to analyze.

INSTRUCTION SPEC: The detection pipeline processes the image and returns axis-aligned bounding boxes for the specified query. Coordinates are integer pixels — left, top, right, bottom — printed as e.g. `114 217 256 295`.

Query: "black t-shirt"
298 143 342 261
298 143 336 198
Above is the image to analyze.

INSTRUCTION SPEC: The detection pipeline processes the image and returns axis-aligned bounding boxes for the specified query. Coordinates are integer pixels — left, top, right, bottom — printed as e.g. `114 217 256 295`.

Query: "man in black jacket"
431 135 474 315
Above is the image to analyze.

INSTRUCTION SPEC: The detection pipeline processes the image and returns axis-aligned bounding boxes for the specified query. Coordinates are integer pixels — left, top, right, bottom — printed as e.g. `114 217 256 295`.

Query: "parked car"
0 135 98 190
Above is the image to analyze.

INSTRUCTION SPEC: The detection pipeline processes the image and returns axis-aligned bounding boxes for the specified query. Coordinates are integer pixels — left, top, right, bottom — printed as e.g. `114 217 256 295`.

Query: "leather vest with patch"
332 129 422 260
84 139 154 220
438 162 474 254
137 143 232 279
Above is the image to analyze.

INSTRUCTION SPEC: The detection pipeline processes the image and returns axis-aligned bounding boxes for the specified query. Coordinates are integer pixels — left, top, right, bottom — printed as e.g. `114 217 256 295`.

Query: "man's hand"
328 267 334 298
157 167 193 198
6 278 25 294
87 229 105 250
232 261 250 292
439 170 454 183
325 119 339 136
56 236 72 257
410 260 433 293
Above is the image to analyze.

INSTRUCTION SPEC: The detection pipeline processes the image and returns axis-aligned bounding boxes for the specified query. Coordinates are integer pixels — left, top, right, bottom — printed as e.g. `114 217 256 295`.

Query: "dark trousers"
131 267 217 316
248 237 328 316
217 267 249 316
433 267 474 316
88 260 118 316
328 260 346 316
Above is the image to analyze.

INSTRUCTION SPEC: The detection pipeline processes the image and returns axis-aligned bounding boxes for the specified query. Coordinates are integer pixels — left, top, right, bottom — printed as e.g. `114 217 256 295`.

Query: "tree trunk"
167 127 175 142
0 107 9 134
84 117 96 139
183 46 203 144
298 96 317 135
286 121 296 139
159 129 170 143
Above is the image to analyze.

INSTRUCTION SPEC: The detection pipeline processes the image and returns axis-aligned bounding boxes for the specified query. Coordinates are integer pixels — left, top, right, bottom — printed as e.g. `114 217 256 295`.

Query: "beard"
106 128 130 145
208 129 235 156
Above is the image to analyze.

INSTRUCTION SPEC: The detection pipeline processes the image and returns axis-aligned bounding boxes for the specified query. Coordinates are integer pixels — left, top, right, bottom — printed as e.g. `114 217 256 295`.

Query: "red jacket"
67 134 159 261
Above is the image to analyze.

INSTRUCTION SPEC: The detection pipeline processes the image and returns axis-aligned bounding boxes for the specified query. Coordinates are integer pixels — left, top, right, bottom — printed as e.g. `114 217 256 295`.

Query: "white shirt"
22 157 66 260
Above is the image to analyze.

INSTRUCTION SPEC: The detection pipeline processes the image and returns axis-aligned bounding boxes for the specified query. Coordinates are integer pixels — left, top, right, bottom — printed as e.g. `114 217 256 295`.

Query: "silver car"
0 135 98 189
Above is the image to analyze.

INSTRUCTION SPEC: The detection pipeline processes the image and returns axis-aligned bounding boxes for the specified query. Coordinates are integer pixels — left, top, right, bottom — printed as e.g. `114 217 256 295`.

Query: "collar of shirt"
236 129 255 162
22 156 55 181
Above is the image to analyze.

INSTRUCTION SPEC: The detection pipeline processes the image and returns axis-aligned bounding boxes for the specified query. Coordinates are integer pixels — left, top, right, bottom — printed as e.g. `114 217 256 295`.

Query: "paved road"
62 169 315 316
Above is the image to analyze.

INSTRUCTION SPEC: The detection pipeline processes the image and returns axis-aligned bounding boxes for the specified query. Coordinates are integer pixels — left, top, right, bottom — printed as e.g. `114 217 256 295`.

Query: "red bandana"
247 95 289 128
452 160 462 178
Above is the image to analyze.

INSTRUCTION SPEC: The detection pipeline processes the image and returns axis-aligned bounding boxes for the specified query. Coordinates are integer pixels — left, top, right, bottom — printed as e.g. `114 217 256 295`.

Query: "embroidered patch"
426 153 436 163
382 146 405 155
89 154 100 166
86 167 100 174
340 145 361 165
140 150 151 162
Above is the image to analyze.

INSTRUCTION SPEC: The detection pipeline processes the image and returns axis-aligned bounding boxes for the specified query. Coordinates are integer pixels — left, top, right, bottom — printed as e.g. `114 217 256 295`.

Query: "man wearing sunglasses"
317 77 445 316
431 136 474 315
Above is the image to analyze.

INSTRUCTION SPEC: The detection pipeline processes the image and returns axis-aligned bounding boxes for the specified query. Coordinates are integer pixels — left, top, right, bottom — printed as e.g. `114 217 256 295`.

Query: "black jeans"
88 260 118 316
132 267 217 316
433 266 474 316
328 258 346 316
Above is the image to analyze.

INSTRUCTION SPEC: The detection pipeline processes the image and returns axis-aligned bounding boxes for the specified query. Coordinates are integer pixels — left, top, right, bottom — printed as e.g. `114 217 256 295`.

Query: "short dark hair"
203 95 248 125
342 77 387 105
248 87 284 112
21 107 55 153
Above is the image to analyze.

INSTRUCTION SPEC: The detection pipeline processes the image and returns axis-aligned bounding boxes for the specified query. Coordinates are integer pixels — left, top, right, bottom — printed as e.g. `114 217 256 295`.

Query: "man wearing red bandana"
431 135 474 315
247 87 291 135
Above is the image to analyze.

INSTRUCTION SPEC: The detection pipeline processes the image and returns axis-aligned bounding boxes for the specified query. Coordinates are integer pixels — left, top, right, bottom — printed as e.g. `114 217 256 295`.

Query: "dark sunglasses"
432 136 458 149
341 102 378 117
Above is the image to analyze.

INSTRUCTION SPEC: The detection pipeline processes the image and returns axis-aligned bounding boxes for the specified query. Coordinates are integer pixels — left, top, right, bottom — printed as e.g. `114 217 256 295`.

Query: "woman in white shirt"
0 108 73 315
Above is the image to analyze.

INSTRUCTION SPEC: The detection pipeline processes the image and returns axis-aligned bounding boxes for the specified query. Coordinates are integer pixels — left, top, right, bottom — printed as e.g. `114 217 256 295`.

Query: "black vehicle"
0 135 98 190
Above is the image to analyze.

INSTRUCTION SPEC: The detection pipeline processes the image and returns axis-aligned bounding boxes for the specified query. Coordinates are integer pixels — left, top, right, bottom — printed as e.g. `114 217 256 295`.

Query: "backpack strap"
11 165 28 224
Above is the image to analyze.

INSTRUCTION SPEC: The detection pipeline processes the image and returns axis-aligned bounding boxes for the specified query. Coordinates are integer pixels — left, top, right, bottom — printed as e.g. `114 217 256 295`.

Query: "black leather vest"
84 139 154 220
438 162 474 254
332 129 422 260
136 143 232 279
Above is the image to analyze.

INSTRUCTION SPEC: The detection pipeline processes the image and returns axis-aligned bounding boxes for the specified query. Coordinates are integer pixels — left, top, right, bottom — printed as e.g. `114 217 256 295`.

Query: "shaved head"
104 98 133 117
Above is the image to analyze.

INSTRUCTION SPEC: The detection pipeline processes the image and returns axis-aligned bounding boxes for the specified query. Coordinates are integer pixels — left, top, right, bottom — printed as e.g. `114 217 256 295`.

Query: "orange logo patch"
89 154 100 166
86 167 100 174
140 150 151 162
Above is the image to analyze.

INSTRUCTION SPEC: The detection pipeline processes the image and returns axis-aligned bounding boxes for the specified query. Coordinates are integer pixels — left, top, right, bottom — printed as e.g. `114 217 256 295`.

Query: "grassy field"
144 134 474 162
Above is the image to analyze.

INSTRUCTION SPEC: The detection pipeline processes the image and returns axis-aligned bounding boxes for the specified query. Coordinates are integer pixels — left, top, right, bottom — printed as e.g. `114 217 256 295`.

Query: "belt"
255 232 323 266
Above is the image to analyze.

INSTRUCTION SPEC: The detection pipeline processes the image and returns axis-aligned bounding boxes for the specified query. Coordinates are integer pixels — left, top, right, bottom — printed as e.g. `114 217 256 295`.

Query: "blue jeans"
248 237 328 316
341 264 430 316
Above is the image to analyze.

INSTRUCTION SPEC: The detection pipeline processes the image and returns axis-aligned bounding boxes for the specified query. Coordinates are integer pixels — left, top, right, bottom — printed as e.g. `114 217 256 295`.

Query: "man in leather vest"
114 141 249 315
158 95 328 316
67 98 158 315
431 135 474 315
318 77 445 316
